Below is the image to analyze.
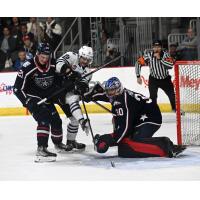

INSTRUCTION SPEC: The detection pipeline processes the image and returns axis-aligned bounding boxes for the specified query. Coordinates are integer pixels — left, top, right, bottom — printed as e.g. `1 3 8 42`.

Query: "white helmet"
107 43 116 50
78 46 93 64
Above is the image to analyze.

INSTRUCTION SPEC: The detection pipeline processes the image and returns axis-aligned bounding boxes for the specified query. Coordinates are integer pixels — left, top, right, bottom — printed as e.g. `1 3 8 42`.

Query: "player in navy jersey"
84 77 185 158
13 43 73 162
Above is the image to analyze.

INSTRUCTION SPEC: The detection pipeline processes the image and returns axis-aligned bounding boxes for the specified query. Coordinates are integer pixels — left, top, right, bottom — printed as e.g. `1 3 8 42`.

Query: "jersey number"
134 94 152 103
63 54 70 60
115 108 124 116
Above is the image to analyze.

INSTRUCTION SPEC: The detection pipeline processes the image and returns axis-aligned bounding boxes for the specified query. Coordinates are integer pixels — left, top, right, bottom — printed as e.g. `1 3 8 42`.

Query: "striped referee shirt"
135 50 174 79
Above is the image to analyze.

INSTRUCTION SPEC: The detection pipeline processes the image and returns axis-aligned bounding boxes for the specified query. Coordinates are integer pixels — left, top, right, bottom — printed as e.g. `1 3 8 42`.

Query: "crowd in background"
0 17 199 72
169 27 198 61
102 26 198 67
0 17 62 72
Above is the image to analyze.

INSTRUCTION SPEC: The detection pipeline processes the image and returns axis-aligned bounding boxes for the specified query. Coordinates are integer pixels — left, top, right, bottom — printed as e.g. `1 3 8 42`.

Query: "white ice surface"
0 113 200 180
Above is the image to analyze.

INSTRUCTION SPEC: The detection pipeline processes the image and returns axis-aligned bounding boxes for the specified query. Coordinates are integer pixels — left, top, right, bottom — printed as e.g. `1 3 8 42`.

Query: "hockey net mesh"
176 62 200 145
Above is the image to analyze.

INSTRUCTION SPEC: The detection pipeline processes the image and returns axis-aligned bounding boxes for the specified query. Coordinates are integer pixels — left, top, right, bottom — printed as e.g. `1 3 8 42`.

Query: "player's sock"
69 101 84 121
37 125 50 147
51 128 63 145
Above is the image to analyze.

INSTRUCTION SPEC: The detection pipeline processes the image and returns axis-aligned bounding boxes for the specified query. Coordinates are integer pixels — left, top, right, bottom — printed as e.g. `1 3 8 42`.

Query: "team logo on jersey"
23 61 31 68
34 76 54 89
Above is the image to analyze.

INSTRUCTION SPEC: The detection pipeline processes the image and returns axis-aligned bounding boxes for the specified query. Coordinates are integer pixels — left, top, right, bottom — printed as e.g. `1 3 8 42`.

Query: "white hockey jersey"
56 52 92 82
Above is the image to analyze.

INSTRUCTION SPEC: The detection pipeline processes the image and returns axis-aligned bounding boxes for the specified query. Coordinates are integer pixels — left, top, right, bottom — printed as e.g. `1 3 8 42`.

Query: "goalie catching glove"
94 134 116 153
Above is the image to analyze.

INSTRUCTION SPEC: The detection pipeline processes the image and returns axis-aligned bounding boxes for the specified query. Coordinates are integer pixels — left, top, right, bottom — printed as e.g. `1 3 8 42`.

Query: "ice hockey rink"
0 113 200 181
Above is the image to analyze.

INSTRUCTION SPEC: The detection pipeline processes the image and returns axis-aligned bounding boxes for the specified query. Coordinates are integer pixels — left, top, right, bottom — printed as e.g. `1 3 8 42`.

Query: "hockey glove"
62 78 75 92
83 91 93 102
69 70 82 81
75 80 89 95
94 134 113 153
25 98 40 114
79 118 90 135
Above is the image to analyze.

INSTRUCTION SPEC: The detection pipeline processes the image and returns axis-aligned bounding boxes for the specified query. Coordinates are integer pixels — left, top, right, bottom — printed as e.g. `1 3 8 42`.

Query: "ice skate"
35 146 57 163
67 140 86 150
54 142 73 153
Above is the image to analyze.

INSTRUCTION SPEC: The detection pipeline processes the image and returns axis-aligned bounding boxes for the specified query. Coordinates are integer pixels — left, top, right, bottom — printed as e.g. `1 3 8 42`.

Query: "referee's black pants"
148 75 176 111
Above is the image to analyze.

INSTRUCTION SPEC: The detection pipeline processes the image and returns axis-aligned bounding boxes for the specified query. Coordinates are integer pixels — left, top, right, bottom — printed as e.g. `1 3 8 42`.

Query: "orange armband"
137 57 146 65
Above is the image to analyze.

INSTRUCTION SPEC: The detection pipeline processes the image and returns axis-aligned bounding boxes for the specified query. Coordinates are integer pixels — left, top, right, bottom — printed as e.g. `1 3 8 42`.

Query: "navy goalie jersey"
91 88 162 143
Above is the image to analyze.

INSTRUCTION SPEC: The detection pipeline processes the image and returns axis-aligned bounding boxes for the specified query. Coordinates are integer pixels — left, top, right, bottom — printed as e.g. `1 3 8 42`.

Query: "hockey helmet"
105 77 123 97
78 46 93 64
37 43 51 55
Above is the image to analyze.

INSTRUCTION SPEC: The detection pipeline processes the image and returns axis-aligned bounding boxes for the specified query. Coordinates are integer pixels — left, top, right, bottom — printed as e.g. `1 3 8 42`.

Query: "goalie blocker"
84 78 186 158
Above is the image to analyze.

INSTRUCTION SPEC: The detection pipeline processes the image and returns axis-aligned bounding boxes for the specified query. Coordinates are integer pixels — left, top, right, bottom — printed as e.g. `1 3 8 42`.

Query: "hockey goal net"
174 61 200 145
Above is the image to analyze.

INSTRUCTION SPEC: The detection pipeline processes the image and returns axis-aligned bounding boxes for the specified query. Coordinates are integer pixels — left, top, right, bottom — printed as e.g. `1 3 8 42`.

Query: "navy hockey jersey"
13 57 62 106
92 88 162 143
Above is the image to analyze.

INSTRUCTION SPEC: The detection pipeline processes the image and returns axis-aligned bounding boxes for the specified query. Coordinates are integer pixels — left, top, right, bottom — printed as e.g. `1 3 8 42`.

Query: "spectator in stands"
0 26 18 71
0 18 9 38
40 17 62 51
13 49 27 71
101 30 111 60
177 28 197 60
18 24 34 47
22 35 36 59
104 43 121 66
27 17 44 43
9 17 21 38
169 43 182 61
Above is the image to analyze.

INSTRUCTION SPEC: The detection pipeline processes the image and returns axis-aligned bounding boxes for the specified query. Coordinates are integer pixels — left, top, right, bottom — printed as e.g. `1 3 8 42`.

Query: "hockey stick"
92 100 116 116
37 55 121 105
81 98 95 144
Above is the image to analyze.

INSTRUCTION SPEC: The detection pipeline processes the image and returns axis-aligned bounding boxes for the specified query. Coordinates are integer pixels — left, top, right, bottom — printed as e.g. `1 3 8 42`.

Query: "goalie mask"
105 77 124 98
78 46 93 66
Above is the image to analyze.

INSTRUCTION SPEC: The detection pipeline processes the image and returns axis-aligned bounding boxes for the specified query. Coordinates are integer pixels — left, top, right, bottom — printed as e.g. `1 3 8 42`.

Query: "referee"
135 40 176 112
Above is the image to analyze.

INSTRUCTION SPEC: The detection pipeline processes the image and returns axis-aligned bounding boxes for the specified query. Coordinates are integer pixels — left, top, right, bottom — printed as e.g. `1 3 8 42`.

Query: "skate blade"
173 149 186 158
72 147 86 152
57 148 85 154
55 149 72 154
55 147 73 153
34 155 56 163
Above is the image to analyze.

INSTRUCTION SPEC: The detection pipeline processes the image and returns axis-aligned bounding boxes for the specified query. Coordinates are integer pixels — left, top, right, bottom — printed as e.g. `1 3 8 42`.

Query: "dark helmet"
152 40 162 47
37 43 51 55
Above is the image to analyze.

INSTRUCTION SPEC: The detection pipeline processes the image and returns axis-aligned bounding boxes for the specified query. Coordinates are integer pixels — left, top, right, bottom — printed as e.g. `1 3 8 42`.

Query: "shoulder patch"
22 61 31 68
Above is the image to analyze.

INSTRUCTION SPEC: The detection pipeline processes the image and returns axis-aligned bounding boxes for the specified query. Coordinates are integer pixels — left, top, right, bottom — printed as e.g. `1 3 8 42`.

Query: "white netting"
178 63 200 145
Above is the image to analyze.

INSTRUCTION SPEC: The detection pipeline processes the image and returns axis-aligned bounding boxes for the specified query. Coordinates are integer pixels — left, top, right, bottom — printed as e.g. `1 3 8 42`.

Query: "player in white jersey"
56 46 93 150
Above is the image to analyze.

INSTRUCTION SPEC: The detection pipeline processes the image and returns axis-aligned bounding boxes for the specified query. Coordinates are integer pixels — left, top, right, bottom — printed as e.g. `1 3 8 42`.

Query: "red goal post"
174 61 200 146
